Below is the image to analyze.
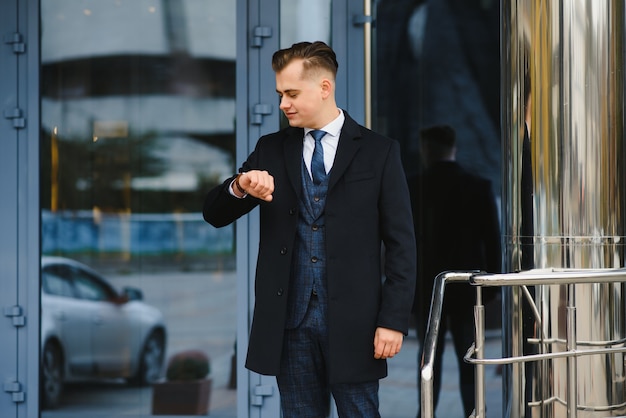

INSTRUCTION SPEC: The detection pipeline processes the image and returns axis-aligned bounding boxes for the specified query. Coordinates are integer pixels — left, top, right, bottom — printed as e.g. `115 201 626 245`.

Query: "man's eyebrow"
276 88 299 95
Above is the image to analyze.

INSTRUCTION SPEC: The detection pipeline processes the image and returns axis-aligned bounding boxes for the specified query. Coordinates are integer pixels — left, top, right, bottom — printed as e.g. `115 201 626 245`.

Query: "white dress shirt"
303 109 344 180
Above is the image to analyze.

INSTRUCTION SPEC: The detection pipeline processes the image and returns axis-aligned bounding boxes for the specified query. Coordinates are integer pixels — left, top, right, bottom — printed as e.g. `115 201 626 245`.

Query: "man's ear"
320 78 332 99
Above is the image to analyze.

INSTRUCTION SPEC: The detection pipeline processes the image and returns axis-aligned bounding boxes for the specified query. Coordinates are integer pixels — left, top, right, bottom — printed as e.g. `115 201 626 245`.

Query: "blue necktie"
310 130 327 185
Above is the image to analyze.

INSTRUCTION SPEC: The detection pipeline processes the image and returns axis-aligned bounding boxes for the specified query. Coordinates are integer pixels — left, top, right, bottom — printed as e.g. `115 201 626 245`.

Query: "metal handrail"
471 268 626 286
420 268 626 418
420 271 480 418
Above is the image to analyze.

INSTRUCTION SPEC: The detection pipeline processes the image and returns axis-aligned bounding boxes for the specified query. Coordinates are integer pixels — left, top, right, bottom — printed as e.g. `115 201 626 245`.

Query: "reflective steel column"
502 0 626 417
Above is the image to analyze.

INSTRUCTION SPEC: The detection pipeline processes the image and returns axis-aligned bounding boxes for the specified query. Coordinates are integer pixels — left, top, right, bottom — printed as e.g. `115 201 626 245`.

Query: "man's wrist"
234 173 248 197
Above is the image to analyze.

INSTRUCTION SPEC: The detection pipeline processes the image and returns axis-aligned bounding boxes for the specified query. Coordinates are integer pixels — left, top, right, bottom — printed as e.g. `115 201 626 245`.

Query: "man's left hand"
373 327 403 359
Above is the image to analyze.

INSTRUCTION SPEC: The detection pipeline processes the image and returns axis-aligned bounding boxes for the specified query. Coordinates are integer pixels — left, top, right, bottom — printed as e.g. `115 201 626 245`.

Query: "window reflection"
373 2 502 416
40 1 237 416
374 0 500 185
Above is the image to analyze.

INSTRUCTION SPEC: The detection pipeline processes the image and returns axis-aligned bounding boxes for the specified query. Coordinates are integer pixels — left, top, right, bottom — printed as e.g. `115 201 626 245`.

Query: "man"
203 41 416 417
409 125 501 417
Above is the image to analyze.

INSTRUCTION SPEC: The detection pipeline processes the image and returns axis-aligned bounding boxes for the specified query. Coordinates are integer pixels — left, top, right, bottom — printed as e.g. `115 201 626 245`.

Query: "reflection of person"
521 70 534 271
408 125 501 417
520 67 535 416
203 41 416 417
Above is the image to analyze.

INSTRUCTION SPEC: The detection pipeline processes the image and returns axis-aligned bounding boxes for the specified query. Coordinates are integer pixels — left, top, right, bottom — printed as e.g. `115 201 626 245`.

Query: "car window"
42 266 75 298
70 266 118 301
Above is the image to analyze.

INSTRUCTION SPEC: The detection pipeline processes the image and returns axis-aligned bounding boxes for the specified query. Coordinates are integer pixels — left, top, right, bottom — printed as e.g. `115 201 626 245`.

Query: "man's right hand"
236 170 274 202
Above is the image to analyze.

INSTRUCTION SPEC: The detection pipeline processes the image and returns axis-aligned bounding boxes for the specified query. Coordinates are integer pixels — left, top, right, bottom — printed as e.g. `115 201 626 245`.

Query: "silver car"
40 256 167 408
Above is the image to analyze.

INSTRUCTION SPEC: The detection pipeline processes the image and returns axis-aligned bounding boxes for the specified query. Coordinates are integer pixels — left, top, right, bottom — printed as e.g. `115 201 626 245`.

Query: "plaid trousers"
277 294 380 418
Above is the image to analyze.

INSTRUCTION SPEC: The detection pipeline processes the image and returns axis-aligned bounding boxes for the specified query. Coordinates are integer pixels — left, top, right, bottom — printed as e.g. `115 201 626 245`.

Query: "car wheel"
41 342 63 409
129 330 165 386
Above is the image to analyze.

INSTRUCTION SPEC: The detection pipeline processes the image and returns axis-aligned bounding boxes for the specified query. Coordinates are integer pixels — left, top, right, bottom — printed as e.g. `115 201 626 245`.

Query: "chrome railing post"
566 283 577 418
420 271 478 418
474 286 485 418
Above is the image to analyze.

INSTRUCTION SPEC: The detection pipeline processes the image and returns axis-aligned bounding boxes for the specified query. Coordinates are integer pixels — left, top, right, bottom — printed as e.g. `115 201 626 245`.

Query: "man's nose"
279 96 290 109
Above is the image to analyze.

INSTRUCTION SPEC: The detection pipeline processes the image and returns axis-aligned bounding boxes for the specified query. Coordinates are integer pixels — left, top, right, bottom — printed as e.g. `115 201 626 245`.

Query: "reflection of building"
41 0 237 210
41 210 233 257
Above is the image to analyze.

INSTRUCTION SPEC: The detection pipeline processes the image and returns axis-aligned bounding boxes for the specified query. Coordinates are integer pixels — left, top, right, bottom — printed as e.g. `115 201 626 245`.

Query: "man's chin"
284 115 302 127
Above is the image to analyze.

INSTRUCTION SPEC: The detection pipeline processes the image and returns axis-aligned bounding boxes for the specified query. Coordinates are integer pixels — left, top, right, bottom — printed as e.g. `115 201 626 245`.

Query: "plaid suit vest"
285 160 329 329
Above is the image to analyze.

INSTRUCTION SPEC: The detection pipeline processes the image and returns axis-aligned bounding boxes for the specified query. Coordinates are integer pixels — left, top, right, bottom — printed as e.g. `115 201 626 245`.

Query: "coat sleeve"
202 143 265 228
202 175 260 227
376 140 417 334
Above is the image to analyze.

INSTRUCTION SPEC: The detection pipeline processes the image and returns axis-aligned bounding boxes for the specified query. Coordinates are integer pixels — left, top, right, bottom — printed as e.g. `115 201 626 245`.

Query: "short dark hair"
420 125 456 162
420 125 456 148
272 41 339 79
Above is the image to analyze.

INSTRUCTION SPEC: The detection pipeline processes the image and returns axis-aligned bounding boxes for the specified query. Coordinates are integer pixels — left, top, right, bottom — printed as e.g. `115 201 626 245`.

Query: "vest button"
311 256 318 263
280 247 287 255
314 196 320 202
312 224 318 231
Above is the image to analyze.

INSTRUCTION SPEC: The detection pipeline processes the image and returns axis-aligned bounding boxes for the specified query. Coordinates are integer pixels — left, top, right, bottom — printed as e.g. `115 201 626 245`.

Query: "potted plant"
152 349 212 415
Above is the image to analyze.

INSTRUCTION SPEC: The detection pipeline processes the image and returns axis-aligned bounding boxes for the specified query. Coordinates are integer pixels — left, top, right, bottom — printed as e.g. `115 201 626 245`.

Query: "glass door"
372 0 501 182
40 1 238 416
372 1 501 417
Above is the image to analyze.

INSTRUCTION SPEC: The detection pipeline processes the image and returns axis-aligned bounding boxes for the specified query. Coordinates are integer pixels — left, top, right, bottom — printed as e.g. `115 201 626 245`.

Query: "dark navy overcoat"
203 112 416 384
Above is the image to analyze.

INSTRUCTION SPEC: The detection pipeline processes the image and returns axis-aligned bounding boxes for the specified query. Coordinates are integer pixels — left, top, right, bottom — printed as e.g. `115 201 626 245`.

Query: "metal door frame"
0 0 41 417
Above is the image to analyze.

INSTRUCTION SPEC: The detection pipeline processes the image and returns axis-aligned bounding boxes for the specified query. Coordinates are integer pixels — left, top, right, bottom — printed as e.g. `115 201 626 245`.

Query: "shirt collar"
304 109 344 139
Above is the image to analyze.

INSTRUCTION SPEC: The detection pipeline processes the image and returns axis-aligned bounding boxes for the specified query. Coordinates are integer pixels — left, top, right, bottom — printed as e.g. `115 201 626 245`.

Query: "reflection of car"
40 256 167 409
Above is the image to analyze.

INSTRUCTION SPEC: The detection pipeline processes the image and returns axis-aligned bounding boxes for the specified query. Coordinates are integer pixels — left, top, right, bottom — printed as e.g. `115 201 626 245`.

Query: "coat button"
280 247 287 255
277 288 284 296
289 208 296 215
312 224 318 231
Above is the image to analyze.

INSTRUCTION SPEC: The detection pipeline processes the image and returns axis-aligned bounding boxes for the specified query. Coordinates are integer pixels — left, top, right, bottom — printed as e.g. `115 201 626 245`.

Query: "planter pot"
151 378 212 415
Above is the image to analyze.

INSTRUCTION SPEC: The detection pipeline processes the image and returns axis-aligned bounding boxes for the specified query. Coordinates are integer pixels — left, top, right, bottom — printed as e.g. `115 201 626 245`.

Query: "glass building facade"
0 0 499 417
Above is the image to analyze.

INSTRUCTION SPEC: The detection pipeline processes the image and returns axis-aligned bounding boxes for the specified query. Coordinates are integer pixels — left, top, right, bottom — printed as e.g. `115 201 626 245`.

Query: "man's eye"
289 93 298 98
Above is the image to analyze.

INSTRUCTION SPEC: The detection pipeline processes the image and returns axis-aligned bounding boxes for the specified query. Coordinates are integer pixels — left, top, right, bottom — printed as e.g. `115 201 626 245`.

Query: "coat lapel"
328 113 362 192
284 127 304 197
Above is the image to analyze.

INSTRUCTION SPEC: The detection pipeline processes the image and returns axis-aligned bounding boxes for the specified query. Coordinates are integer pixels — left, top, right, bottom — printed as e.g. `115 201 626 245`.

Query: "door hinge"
4 381 25 403
252 26 272 48
4 305 26 327
251 384 274 406
251 103 272 125
4 33 26 54
3 108 26 129
352 14 375 27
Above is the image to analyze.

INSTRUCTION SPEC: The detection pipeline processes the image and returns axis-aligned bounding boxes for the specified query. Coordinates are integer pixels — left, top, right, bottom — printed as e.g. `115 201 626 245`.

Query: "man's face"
275 59 326 128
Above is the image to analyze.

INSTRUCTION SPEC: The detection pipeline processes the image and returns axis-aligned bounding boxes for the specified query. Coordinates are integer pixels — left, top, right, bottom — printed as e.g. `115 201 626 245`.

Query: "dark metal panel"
0 0 21 414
